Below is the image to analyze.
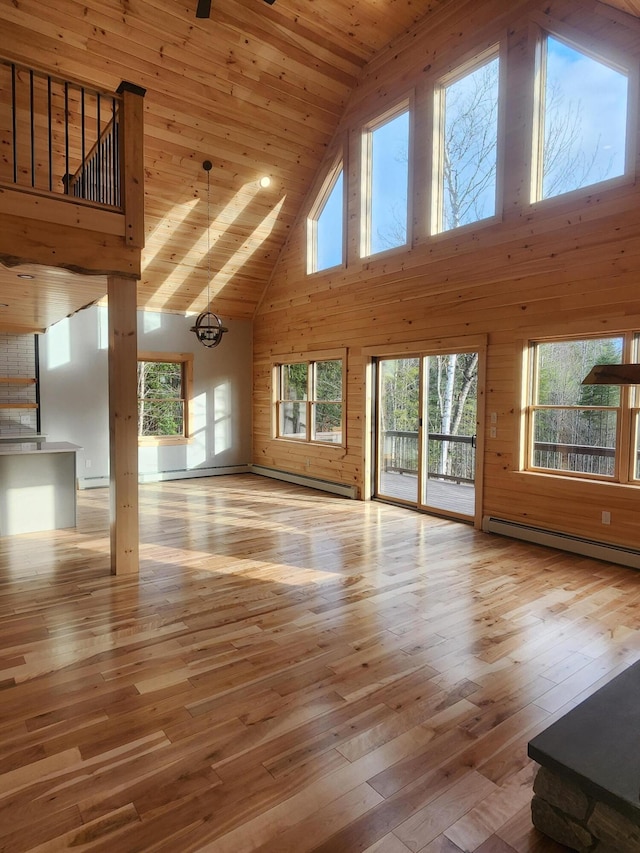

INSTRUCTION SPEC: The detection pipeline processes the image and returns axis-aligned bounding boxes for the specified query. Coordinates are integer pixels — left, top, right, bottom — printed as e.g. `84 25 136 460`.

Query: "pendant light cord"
204 160 212 311
190 159 228 348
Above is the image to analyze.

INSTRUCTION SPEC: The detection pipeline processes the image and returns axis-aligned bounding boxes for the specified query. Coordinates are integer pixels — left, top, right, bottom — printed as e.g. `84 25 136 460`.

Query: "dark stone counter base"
532 767 640 853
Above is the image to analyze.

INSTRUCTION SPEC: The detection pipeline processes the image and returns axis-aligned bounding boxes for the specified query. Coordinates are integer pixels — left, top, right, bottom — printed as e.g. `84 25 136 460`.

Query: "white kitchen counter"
0 434 47 443
0 441 81 535
0 440 80 456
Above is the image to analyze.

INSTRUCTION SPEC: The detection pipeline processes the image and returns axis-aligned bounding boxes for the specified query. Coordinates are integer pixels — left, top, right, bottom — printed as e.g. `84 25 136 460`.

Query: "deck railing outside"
383 431 623 481
383 430 475 484
532 441 616 476
0 57 122 207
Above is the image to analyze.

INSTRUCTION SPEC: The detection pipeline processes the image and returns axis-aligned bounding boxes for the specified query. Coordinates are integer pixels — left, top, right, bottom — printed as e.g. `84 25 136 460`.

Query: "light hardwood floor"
1 474 639 852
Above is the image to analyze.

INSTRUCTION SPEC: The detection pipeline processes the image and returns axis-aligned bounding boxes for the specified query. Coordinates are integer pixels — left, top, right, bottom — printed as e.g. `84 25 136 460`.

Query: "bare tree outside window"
138 360 185 437
540 36 628 200
440 56 499 232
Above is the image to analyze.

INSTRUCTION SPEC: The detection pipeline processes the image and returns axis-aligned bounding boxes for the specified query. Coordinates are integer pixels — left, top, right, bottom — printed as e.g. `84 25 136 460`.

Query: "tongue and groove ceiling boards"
0 0 428 329
0 0 637 331
603 0 640 13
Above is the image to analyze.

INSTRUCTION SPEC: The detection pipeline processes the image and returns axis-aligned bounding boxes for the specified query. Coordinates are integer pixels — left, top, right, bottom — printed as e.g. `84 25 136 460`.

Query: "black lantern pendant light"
190 160 228 348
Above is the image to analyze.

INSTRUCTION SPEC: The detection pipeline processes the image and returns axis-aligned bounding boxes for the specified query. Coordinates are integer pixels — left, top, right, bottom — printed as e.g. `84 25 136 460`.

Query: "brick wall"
0 333 38 436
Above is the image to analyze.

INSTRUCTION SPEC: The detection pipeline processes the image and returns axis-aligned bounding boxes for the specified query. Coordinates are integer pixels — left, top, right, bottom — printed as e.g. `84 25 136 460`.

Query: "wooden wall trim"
362 334 488 357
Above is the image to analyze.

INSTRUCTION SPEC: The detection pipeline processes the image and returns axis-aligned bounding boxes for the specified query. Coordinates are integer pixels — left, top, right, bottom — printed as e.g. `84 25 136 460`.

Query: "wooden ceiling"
602 0 640 14
0 0 430 331
0 0 638 332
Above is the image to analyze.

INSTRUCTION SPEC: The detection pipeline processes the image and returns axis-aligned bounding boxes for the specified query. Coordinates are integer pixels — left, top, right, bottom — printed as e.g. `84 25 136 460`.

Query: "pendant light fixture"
190 160 229 348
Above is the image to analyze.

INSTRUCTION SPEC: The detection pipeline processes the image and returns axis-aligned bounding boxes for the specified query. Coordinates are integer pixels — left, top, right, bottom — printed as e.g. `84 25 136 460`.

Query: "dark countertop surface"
528 658 640 822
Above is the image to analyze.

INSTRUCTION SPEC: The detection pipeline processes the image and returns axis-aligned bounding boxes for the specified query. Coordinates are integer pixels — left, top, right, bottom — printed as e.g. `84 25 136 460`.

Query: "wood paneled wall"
253 0 640 549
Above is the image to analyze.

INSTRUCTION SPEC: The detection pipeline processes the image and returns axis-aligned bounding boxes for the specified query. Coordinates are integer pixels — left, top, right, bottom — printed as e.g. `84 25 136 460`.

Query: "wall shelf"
0 337 41 434
0 377 39 410
0 402 39 409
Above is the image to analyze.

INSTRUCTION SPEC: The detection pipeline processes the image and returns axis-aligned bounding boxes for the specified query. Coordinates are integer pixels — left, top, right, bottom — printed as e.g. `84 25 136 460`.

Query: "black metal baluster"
64 82 70 194
11 64 17 184
48 75 53 192
112 97 119 206
81 86 86 198
29 69 35 187
96 95 101 204
106 134 111 205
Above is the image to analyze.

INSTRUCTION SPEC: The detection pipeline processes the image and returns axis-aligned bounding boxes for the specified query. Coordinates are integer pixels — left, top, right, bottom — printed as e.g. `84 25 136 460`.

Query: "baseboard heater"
249 464 358 499
482 516 640 570
79 464 250 490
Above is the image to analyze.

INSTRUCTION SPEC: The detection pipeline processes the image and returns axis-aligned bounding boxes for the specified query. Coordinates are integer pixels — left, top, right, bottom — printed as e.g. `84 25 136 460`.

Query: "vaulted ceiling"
0 0 638 331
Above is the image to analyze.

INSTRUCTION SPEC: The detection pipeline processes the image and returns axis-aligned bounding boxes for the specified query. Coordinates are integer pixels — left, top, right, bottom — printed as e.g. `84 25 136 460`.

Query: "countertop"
0 441 81 456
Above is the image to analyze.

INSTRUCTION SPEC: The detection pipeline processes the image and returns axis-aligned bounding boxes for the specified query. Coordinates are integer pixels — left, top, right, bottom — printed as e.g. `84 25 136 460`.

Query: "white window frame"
431 44 502 236
530 23 635 205
307 154 345 275
360 98 412 258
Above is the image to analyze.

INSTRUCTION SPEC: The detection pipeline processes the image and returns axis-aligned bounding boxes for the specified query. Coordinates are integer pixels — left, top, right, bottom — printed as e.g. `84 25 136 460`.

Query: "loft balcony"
0 55 145 574
0 56 145 331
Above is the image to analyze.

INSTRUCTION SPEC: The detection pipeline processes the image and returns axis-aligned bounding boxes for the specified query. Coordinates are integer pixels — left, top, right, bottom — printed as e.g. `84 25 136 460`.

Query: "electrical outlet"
490 427 497 438
85 459 92 469
602 511 611 525
490 412 497 424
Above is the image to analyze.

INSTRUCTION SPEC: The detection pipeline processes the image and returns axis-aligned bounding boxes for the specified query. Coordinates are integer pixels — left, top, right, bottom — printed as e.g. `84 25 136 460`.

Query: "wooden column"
117 81 146 250
108 275 139 575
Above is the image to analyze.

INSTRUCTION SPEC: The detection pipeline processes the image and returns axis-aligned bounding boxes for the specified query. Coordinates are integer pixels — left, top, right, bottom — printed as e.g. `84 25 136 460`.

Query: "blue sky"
313 33 630 267
544 35 628 196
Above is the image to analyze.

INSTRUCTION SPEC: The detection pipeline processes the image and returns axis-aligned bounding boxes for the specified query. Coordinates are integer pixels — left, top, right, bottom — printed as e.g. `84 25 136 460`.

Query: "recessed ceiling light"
17 273 35 280
259 176 271 188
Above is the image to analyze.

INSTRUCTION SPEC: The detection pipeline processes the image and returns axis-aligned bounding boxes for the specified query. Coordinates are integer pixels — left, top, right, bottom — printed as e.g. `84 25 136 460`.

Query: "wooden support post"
117 81 146 250
108 275 139 575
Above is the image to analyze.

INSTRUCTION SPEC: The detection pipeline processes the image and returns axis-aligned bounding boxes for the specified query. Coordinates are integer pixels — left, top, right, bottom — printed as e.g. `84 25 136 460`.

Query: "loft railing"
64 117 120 206
0 57 122 208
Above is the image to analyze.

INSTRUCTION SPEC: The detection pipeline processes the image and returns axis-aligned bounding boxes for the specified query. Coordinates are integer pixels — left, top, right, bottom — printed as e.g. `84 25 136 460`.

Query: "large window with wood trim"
307 160 344 274
137 352 193 444
433 48 500 233
532 31 629 202
525 334 640 482
304 19 633 271
361 104 410 257
275 357 344 444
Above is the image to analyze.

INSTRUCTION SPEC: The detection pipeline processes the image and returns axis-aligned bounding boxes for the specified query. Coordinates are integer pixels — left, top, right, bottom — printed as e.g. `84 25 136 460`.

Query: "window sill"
138 436 191 447
515 469 639 489
275 436 346 449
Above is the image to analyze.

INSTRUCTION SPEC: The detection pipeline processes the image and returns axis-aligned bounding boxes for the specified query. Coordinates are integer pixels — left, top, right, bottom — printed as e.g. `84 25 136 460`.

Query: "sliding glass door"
375 350 478 521
377 357 421 504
